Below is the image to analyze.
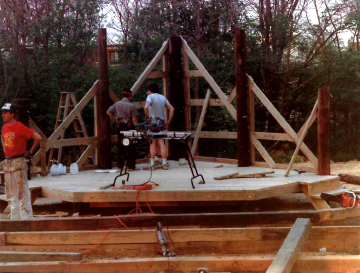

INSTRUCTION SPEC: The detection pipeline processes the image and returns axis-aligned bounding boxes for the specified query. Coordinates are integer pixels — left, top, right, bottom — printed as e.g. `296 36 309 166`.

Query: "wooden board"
1 254 360 273
3 226 360 256
0 251 82 262
266 218 311 273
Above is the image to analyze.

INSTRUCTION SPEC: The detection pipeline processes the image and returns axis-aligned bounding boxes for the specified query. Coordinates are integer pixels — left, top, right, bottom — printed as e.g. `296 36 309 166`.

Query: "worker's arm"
132 117 138 125
166 102 175 125
144 101 151 120
29 132 42 156
106 111 116 119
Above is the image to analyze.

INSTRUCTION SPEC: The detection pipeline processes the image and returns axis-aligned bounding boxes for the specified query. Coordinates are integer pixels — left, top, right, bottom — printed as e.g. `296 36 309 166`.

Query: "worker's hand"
25 151 33 159
165 121 170 129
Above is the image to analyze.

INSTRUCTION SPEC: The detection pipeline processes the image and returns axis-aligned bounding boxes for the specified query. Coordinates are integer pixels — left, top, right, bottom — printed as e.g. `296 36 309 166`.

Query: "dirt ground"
296 160 360 176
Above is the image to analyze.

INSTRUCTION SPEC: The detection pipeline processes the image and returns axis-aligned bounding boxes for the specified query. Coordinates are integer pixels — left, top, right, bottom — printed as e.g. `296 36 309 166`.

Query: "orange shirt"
1 121 34 157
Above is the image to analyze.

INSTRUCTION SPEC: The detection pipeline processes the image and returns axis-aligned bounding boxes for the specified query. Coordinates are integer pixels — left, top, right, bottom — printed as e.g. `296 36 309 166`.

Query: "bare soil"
297 160 360 176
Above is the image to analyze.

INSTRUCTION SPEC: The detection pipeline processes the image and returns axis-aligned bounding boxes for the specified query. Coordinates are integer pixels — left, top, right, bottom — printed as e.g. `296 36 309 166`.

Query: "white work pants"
3 157 33 220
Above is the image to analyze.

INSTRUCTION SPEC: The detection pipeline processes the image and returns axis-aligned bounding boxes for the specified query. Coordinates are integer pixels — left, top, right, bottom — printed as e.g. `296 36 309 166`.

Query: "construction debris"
214 171 275 180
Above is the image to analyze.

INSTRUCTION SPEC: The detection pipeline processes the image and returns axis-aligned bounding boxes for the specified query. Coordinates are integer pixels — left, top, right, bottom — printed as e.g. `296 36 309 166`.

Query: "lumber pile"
0 218 360 272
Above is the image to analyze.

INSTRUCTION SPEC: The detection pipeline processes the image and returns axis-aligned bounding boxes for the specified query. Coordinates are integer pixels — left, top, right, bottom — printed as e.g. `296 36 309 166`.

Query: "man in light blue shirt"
144 83 174 170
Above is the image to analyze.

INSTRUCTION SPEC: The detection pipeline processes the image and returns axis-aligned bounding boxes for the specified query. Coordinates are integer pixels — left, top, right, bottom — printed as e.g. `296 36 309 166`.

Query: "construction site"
1 30 360 273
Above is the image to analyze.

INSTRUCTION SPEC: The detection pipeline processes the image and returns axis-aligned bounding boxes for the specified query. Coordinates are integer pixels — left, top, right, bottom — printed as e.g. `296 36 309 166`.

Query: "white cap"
0 103 16 112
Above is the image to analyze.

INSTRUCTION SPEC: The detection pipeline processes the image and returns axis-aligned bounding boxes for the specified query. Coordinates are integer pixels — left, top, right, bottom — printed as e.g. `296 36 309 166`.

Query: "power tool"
320 191 360 208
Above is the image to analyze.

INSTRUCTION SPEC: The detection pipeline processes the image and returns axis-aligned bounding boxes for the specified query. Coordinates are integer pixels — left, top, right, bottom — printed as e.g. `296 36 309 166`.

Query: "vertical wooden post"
163 51 170 157
183 51 191 132
248 85 255 164
97 28 112 169
168 36 185 160
11 99 29 127
40 141 47 176
93 93 99 167
235 29 250 167
11 99 31 179
318 86 330 175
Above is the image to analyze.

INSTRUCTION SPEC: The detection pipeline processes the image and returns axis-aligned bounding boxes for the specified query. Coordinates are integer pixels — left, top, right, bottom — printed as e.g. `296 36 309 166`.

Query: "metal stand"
112 138 138 187
115 131 205 189
181 139 205 189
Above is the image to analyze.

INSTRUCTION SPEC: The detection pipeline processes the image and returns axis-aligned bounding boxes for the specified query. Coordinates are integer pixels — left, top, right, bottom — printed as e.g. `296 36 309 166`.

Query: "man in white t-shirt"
144 83 174 170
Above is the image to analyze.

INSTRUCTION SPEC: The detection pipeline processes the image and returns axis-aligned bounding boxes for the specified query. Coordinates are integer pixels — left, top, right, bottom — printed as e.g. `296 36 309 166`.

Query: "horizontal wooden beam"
51 137 98 148
0 251 82 262
189 99 223 106
254 132 292 141
2 226 360 257
1 254 360 272
147 71 167 78
184 70 203 77
109 90 145 109
190 131 237 139
251 162 316 173
0 210 331 232
193 156 238 164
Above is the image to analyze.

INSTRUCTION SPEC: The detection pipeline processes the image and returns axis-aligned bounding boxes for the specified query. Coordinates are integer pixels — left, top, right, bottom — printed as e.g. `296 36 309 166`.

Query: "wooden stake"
318 86 330 175
97 28 112 169
235 29 250 167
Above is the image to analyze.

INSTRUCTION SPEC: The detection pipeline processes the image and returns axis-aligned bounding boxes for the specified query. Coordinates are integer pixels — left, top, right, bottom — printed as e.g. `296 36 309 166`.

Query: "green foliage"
1 0 359 163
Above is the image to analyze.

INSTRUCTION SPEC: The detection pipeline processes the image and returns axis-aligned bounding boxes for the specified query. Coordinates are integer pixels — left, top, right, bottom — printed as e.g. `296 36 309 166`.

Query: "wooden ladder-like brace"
47 92 95 168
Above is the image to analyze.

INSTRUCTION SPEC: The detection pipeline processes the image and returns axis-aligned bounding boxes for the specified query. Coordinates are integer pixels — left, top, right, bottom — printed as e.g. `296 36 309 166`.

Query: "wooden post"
183 51 191 132
235 29 250 167
318 86 330 175
97 28 112 169
168 36 185 160
11 99 31 179
40 141 47 176
163 51 170 157
11 99 29 127
248 85 255 164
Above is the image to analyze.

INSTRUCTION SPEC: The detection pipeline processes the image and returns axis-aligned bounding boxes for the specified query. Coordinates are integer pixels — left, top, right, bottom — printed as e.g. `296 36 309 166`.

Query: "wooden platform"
28 161 340 206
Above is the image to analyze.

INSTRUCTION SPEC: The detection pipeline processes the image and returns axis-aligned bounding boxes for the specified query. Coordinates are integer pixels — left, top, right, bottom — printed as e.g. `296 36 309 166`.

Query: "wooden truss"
124 36 319 173
31 37 319 174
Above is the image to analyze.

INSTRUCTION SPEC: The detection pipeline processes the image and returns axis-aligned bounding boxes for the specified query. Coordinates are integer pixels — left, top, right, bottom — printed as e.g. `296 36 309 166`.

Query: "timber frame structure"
25 35 340 213
31 36 322 175
2 30 360 273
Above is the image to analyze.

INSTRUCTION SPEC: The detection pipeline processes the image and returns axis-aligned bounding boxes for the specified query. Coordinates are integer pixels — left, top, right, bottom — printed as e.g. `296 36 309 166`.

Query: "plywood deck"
28 161 340 203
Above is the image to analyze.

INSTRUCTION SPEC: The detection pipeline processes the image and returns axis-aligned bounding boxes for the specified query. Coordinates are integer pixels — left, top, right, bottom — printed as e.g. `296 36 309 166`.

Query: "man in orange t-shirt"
1 103 42 219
